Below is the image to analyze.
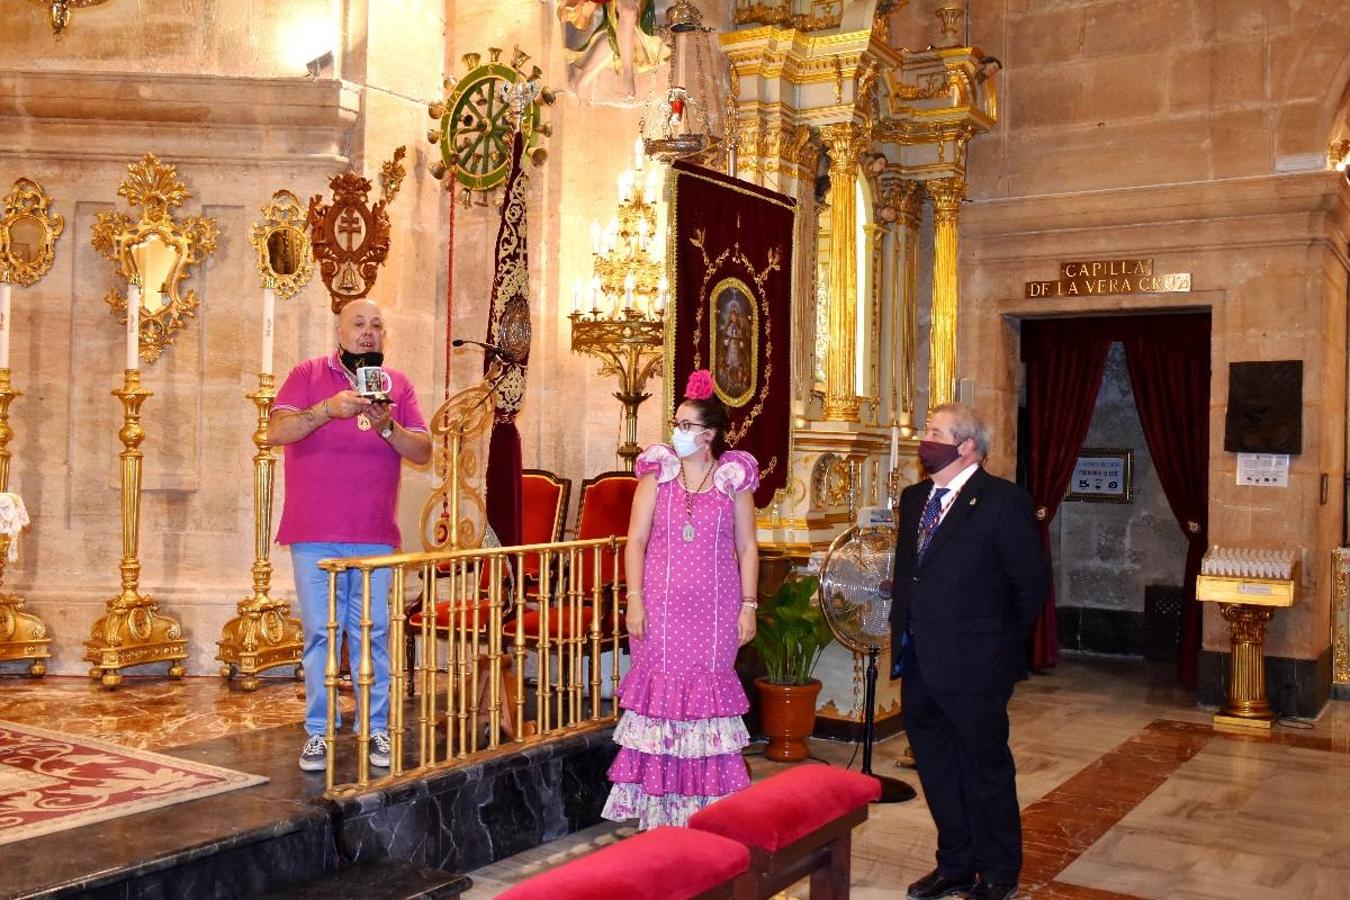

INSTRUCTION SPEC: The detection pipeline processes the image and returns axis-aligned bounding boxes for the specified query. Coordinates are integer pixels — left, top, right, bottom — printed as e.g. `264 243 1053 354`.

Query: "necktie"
916 487 950 563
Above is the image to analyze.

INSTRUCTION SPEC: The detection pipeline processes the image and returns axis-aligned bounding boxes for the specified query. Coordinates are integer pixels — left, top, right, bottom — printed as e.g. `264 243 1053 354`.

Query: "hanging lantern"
639 0 725 160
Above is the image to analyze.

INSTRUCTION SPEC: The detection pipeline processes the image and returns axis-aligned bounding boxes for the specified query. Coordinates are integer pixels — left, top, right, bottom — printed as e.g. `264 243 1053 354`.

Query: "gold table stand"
84 369 188 688
0 368 49 674
217 373 303 689
1197 573 1295 731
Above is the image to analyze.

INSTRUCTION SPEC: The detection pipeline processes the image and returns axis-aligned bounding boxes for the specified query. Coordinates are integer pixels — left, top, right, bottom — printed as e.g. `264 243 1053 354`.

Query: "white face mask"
671 428 704 457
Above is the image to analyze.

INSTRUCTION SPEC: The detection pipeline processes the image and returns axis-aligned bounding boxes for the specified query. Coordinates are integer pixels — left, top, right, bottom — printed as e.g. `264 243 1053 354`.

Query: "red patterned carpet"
0 719 267 845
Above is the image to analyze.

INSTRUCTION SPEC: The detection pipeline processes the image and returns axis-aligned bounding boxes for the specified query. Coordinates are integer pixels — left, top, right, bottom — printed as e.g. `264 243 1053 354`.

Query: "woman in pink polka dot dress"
602 369 761 829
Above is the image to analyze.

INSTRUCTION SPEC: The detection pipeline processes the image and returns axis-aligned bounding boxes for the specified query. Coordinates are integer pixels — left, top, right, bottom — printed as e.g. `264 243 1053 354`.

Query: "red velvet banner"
482 131 531 549
666 161 796 508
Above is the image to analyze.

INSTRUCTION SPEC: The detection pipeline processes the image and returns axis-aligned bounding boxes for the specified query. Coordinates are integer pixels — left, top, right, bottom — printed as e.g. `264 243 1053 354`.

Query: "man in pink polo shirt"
268 298 431 772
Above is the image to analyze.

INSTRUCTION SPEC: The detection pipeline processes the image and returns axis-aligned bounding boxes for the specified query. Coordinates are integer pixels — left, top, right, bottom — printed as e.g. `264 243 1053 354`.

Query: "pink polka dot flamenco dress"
602 442 760 829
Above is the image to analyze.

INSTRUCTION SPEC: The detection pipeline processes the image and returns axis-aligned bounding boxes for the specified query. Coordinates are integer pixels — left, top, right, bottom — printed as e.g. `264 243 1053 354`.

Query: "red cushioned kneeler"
688 765 880 899
496 826 750 900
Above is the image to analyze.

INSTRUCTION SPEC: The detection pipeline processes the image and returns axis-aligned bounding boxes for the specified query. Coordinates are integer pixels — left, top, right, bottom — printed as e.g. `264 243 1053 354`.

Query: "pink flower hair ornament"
684 369 714 400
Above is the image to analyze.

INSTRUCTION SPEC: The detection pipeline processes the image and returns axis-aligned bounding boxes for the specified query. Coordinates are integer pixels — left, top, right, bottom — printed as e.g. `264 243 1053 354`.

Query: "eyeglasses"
669 419 709 434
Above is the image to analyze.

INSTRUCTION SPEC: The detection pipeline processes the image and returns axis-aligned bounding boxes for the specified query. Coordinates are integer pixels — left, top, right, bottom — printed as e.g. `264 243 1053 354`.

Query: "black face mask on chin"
339 348 384 371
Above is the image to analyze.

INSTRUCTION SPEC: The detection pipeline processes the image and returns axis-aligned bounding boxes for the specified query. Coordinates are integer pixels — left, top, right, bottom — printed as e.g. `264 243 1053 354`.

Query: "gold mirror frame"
90 154 219 363
0 178 64 287
249 190 315 299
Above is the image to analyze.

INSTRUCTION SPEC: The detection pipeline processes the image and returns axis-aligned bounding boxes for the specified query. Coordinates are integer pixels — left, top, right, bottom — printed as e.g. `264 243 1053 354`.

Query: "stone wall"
0 1 445 676
951 0 1350 698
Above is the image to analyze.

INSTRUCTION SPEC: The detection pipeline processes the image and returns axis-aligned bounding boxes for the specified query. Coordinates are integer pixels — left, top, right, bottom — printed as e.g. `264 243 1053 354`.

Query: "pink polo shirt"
274 352 429 547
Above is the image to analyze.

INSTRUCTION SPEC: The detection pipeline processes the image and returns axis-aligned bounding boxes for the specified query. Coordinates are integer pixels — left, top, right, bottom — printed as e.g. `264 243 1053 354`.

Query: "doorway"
1016 311 1211 686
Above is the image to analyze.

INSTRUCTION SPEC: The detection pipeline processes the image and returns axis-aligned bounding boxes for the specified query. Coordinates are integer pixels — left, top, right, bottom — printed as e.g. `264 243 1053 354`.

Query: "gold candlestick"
217 372 303 690
0 366 49 675
84 369 187 689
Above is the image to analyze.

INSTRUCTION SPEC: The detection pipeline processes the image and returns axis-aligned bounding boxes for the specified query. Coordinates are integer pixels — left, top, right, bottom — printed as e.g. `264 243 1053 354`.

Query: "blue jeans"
291 542 394 737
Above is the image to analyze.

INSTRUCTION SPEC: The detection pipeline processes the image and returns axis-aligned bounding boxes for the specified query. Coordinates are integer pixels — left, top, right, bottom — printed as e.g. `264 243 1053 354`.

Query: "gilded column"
896 180 922 432
786 125 821 408
926 176 965 409
863 221 886 416
821 123 868 422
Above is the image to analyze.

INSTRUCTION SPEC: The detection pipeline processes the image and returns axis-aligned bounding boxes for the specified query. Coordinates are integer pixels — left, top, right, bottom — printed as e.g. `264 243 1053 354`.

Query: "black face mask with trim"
339 348 384 371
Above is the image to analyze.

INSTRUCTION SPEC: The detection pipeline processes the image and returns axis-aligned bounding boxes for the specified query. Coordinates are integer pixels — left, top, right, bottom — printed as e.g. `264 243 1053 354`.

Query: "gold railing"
318 536 627 796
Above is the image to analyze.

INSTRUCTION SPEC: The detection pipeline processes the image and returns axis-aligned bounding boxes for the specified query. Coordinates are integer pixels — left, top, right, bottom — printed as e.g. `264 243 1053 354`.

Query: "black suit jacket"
889 467 1048 692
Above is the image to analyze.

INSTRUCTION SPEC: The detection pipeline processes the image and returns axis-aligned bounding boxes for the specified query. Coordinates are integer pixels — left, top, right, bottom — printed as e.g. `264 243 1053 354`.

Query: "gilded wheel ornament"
426 47 554 204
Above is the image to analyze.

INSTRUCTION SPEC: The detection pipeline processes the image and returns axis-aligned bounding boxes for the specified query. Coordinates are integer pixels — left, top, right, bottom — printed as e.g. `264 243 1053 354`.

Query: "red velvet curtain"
1123 317 1210 687
1020 313 1211 683
1020 322 1111 671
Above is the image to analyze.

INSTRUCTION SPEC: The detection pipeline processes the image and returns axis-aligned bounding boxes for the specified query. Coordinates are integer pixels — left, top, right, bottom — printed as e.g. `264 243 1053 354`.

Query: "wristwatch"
379 423 393 440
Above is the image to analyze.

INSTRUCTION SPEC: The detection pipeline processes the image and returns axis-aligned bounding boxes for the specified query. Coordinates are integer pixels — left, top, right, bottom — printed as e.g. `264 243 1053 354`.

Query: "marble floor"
466 658 1350 900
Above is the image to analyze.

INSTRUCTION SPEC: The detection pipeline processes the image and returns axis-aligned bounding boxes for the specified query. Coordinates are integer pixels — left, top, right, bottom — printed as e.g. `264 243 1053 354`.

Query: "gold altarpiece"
721 4 998 735
722 4 997 556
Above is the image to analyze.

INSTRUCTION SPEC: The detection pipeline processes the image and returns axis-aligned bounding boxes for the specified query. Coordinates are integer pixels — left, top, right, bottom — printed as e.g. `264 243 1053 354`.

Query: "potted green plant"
751 574 833 761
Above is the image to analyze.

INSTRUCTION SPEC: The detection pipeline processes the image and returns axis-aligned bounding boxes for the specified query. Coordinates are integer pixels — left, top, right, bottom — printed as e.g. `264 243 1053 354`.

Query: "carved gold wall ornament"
733 0 842 32
307 172 392 314
31 0 111 37
90 154 220 364
0 178 64 287
1334 548 1349 685
380 146 407 204
249 190 315 299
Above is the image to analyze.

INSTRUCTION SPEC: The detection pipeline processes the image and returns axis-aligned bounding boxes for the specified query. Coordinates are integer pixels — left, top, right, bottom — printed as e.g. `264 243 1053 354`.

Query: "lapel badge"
969 497 979 507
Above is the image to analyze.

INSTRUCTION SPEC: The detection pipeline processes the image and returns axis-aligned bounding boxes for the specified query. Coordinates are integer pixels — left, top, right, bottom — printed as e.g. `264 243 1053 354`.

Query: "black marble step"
260 858 471 900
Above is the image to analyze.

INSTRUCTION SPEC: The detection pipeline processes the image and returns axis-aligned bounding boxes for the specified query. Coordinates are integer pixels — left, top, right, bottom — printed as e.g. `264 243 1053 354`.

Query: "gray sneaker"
298 734 328 772
369 731 392 768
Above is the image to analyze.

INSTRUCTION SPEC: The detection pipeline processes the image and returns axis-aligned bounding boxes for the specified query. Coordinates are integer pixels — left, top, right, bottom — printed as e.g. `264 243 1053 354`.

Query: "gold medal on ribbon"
356 414 372 432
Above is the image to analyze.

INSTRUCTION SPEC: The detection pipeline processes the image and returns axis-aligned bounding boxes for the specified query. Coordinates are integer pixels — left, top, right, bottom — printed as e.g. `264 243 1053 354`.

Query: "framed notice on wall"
1065 448 1134 503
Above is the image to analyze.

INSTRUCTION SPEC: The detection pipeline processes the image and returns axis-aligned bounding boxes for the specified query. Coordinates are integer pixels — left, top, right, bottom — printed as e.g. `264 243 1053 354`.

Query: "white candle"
0 280 10 370
590 276 601 311
633 136 645 172
126 283 141 371
572 278 583 314
261 286 276 376
889 424 900 470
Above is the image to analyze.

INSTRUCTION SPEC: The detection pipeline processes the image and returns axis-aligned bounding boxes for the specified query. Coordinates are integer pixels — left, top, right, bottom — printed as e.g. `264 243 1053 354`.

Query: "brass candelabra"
84 368 187 688
570 308 665 472
571 145 667 471
0 365 49 674
217 372 304 689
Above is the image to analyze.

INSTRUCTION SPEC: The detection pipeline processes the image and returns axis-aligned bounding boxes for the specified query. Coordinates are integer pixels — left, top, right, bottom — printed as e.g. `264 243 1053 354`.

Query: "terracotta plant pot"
754 676 822 762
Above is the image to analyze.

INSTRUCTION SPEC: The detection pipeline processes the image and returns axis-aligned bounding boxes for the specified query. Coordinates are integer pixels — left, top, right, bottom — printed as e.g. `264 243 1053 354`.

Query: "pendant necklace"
679 458 714 542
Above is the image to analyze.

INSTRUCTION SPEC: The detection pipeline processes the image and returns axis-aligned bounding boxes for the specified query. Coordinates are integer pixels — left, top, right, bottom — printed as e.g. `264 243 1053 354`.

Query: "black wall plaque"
1224 360 1302 454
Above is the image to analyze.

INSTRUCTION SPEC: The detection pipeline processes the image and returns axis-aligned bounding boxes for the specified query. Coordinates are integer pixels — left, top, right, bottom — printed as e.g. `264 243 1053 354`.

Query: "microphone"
451 338 514 362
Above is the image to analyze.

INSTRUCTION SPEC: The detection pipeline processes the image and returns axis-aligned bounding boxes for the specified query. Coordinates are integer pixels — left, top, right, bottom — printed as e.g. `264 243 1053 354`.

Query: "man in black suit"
890 403 1048 900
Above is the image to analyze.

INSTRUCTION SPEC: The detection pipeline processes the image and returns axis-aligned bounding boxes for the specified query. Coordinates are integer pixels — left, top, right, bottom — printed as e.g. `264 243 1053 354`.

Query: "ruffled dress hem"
617 666 750 720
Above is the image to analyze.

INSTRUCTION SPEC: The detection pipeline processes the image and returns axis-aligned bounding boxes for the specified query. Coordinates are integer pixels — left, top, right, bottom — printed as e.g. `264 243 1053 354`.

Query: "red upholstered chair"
688 764 881 899
496 826 751 900
519 468 571 591
503 470 636 721
571 470 638 599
